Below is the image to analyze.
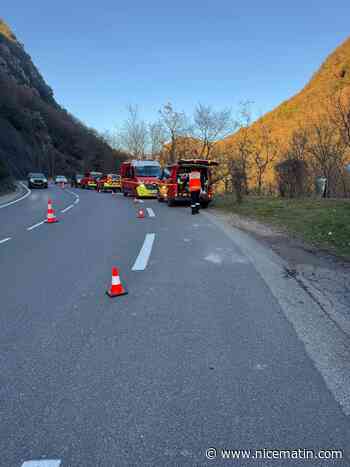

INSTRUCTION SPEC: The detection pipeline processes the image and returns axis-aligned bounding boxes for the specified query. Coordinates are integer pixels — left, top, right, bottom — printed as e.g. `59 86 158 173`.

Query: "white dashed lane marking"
146 208 155 217
21 461 61 467
65 189 80 204
27 221 45 231
61 204 74 213
0 237 11 244
132 233 156 271
26 189 79 230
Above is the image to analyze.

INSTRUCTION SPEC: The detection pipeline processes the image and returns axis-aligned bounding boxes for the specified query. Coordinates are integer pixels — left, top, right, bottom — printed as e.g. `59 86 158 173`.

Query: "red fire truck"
120 160 161 198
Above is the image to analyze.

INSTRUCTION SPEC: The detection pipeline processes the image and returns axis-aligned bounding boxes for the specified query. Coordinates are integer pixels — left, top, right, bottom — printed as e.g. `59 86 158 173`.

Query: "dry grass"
213 195 350 258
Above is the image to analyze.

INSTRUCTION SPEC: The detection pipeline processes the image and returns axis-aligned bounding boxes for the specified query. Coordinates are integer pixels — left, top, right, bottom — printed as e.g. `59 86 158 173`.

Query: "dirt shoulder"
210 207 350 335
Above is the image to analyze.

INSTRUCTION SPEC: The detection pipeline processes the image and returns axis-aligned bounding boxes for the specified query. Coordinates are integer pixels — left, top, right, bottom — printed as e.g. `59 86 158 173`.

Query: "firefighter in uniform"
189 169 201 214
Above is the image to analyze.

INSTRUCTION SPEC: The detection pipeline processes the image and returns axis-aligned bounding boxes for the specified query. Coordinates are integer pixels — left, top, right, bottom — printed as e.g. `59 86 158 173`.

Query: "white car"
55 175 68 185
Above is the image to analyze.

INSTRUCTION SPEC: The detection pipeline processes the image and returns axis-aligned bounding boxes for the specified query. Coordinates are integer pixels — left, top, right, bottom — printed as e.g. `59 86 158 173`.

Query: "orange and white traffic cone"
106 267 128 297
134 197 138 203
137 208 145 219
45 199 58 223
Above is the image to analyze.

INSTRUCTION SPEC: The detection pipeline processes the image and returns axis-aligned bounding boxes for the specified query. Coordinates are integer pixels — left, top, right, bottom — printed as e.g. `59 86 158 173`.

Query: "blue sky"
2 1 350 132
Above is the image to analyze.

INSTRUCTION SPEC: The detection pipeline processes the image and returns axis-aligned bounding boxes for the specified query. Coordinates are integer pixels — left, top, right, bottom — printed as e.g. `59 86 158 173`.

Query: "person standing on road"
189 169 201 215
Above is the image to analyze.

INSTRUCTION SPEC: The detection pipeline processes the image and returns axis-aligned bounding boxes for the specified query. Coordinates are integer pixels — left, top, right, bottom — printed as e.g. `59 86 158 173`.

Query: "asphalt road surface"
0 184 349 466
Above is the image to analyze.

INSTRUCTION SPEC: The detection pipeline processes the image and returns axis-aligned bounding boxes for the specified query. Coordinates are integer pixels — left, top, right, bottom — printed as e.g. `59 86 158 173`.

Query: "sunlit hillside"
0 19 17 42
222 36 350 189
228 36 350 146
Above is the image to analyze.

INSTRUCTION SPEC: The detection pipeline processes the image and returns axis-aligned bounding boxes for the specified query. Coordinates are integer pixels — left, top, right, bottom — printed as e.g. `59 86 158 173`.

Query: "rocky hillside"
0 18 126 183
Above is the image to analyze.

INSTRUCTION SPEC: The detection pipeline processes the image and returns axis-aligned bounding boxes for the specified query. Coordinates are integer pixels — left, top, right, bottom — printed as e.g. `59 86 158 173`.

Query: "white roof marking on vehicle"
131 160 160 167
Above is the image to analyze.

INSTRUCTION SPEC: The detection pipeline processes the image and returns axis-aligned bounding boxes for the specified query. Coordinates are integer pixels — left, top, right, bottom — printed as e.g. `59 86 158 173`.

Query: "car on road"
27 172 48 189
80 171 103 189
71 173 84 188
161 159 218 208
54 175 68 185
96 174 121 192
120 160 161 198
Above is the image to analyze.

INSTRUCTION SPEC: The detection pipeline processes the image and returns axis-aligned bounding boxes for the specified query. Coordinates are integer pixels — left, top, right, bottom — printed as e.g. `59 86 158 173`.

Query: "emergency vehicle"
80 171 103 189
96 174 121 192
120 160 161 198
157 159 218 207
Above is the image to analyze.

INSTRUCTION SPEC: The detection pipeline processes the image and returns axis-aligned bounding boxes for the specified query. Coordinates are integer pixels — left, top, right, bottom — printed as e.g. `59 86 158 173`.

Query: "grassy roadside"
212 194 350 259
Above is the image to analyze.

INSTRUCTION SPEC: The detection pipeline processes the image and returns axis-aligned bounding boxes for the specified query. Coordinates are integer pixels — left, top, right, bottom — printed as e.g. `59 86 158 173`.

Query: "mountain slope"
224 36 350 186
0 18 18 42
0 19 125 182
0 18 55 105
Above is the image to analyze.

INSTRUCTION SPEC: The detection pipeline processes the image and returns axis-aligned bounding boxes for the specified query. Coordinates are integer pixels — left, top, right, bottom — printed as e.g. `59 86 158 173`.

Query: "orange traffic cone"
106 267 128 297
45 199 58 223
137 208 145 218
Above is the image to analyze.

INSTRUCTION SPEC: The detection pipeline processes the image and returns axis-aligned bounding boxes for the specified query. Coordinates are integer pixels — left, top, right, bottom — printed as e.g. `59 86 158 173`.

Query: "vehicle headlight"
43 178 47 183
30 178 34 182
138 183 145 189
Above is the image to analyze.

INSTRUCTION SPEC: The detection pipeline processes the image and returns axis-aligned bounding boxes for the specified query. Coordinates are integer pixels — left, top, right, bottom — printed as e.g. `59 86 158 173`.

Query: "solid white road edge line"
0 182 31 209
61 204 74 213
146 207 155 217
27 221 45 231
0 237 11 244
21 460 61 467
132 233 156 271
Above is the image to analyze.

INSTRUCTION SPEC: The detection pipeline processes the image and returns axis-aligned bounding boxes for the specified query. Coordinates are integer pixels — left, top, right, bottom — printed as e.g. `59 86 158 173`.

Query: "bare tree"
229 159 246 204
275 157 309 198
308 119 346 197
149 121 167 159
325 91 350 197
120 105 148 159
159 102 188 163
288 127 309 161
193 103 234 159
229 102 254 198
328 90 350 149
251 122 278 194
101 129 122 151
209 101 253 199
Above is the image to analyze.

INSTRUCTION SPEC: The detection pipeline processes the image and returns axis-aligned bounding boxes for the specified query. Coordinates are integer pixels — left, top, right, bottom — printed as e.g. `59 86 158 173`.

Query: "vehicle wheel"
123 191 128 197
158 196 163 202
167 199 174 207
201 202 209 209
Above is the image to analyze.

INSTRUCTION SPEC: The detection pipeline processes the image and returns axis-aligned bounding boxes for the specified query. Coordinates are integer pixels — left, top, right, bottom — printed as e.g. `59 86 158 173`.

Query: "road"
0 184 349 466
